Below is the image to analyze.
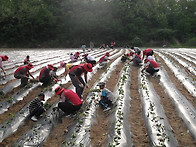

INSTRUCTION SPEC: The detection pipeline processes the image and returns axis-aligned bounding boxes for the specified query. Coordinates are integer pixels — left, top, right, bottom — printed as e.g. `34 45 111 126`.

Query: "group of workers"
0 47 159 121
121 47 159 77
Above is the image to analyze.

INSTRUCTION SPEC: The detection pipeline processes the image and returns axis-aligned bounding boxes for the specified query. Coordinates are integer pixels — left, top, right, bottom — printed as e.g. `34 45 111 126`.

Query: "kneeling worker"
29 93 45 121
97 82 114 111
55 86 82 115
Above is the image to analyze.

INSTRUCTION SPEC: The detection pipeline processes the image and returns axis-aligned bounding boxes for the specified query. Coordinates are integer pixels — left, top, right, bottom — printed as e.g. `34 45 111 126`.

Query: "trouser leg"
69 75 84 99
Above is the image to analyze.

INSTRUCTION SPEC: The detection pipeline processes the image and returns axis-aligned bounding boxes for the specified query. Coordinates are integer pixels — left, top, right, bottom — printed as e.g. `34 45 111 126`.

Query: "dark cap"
38 93 45 98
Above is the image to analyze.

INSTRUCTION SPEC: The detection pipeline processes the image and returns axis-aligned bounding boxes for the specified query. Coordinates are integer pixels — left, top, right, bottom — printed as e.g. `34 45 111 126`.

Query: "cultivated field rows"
0 48 195 146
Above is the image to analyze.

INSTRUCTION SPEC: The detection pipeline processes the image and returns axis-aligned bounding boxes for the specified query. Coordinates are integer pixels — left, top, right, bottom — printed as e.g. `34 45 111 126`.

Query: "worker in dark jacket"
68 63 93 99
14 63 34 87
39 64 54 86
29 93 45 121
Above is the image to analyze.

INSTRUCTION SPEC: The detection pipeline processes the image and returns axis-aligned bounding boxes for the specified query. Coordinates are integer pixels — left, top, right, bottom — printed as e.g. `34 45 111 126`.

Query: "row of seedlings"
139 69 178 146
154 56 196 140
107 62 132 146
155 51 196 98
11 49 123 146
60 54 123 146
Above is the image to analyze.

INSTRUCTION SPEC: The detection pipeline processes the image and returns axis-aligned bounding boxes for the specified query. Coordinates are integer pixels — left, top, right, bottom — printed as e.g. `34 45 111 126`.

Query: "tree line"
0 0 196 48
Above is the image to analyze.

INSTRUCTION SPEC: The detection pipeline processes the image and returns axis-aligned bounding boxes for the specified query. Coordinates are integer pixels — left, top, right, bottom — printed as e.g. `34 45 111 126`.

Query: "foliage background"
0 0 195 48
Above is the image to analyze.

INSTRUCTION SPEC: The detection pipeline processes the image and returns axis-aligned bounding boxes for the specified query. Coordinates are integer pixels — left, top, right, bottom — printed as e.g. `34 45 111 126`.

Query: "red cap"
130 52 134 56
27 63 34 69
55 86 64 95
48 64 54 70
83 63 93 72
2 55 9 61
105 52 110 56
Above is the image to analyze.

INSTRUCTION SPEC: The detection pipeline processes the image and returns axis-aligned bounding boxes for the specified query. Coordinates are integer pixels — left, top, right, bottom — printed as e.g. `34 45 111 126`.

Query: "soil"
129 65 149 147
0 48 196 146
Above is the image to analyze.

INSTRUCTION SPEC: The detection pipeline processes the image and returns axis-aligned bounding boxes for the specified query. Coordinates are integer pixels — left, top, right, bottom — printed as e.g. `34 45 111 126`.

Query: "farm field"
0 48 196 147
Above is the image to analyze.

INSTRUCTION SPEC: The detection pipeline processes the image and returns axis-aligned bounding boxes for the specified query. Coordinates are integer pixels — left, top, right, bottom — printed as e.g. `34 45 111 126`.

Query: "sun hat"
60 62 66 68
48 64 54 70
83 63 93 72
130 51 134 56
97 82 105 86
75 52 80 55
105 52 110 56
27 63 34 69
2 55 9 61
55 86 64 95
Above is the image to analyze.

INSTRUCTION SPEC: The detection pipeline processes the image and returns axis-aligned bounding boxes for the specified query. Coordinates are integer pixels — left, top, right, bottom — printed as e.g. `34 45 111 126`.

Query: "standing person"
81 44 87 53
141 59 159 77
83 54 96 67
29 93 45 121
130 52 142 66
97 82 114 111
55 86 82 115
90 41 94 50
98 52 110 69
24 55 30 65
39 64 54 86
142 48 154 60
14 63 34 87
110 42 114 49
60 62 73 78
131 47 141 55
0 55 9 78
68 63 93 99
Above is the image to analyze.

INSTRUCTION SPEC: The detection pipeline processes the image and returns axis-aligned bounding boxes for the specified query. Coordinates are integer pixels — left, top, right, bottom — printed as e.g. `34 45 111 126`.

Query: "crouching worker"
98 52 110 69
130 52 142 66
141 59 159 77
29 93 45 121
39 64 54 87
121 53 130 62
14 63 34 87
55 86 82 115
97 82 114 111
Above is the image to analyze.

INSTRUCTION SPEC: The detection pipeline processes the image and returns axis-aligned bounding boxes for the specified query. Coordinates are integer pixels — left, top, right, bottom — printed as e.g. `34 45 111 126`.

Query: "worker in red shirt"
141 59 159 77
142 48 154 60
98 52 110 69
14 63 34 87
55 86 82 115
39 64 54 87
68 63 93 99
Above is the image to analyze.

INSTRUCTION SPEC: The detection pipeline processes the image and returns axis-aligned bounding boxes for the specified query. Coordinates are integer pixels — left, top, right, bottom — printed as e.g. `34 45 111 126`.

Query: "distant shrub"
185 37 196 47
131 36 143 46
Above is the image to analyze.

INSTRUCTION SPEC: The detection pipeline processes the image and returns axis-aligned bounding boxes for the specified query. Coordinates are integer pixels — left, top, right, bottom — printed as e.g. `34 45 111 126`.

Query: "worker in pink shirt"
0 55 9 78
